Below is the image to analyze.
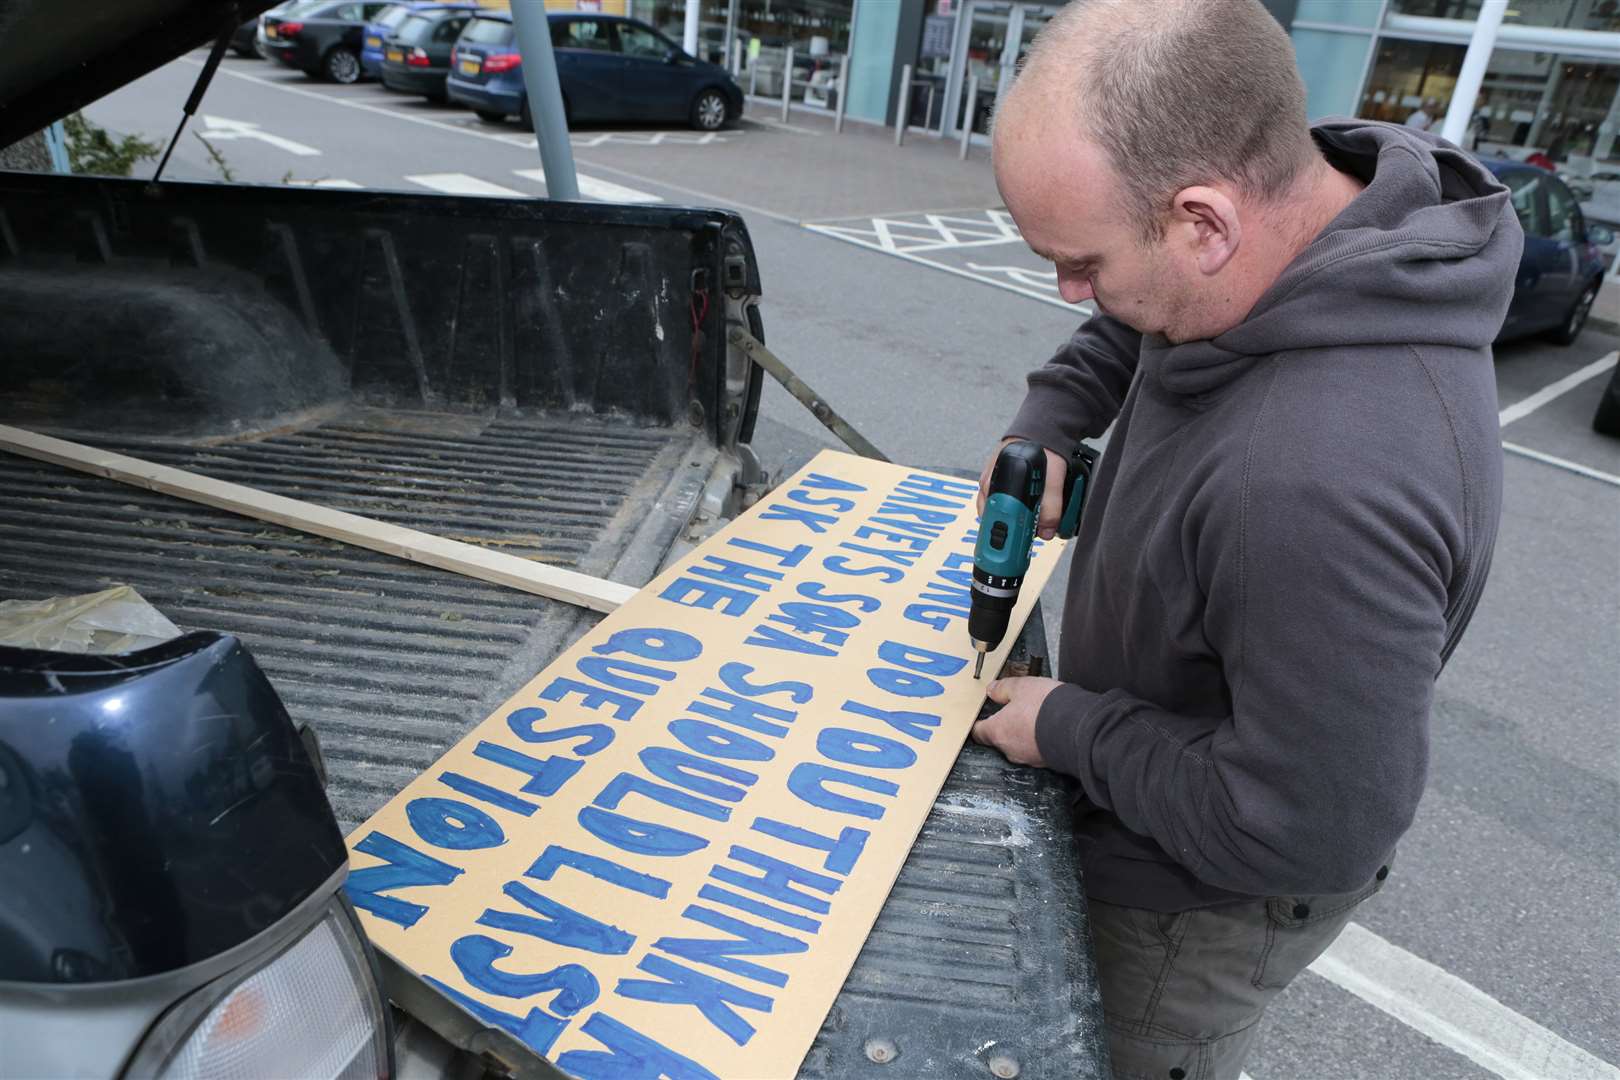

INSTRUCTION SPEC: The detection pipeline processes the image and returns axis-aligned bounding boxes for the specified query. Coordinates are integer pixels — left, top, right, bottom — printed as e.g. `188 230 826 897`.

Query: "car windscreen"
460 17 513 45
394 13 435 42
282 0 332 16
374 4 411 30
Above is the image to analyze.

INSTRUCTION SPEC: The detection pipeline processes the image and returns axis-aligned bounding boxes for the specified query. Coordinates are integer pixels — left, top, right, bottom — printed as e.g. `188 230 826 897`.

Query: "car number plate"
459 57 481 74
386 49 403 62
366 35 381 47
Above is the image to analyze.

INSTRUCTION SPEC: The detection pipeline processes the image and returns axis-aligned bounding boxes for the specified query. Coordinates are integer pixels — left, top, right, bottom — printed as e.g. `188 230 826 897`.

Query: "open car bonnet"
0 0 279 149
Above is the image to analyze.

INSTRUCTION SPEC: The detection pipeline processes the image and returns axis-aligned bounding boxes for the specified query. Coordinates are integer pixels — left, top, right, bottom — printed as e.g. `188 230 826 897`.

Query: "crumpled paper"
0 585 182 653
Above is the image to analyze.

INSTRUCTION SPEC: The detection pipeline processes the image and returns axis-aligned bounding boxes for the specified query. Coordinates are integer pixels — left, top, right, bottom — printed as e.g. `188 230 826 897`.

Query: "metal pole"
924 82 937 132
732 37 743 77
834 54 850 133
683 0 700 57
750 55 759 96
894 64 912 146
781 46 795 122
959 75 977 160
511 0 579 200
1440 0 1507 145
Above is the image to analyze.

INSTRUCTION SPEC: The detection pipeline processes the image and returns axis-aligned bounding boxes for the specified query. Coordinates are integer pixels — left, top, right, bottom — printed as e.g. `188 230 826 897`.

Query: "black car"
380 7 474 101
229 16 258 57
263 0 394 84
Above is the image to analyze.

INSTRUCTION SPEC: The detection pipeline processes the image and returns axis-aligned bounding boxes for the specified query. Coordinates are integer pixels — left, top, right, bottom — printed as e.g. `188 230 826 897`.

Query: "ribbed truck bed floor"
0 410 713 829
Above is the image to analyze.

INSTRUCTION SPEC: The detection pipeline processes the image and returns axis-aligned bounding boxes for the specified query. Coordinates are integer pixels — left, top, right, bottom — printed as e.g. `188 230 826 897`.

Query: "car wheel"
1551 280 1598 346
475 109 506 124
690 88 727 131
1594 364 1620 436
232 45 258 59
323 47 361 84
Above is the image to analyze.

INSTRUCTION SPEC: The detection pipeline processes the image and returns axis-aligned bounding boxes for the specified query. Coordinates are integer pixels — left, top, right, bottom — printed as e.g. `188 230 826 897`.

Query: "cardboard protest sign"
344 450 1065 1079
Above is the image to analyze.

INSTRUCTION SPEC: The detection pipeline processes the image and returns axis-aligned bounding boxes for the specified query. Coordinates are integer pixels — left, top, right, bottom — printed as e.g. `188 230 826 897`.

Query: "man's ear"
1171 186 1241 275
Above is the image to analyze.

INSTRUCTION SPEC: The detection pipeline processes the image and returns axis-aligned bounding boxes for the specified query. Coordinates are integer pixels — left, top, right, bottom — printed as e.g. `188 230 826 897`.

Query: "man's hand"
971 676 1062 767
976 438 1069 540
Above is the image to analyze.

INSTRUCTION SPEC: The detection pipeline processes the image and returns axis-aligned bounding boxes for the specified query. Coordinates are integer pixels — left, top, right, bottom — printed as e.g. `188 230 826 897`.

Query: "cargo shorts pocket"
1251 861 1391 991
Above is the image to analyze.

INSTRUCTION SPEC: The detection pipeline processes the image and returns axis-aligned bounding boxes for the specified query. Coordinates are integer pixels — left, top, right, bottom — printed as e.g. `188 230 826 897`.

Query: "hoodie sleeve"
1005 315 1141 453
1034 391 1455 897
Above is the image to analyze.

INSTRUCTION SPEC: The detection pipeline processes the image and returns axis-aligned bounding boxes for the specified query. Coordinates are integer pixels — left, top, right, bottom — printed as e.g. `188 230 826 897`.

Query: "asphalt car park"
76 50 1620 1080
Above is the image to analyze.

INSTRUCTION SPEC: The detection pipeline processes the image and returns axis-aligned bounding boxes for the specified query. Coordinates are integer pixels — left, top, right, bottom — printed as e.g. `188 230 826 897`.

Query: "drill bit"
973 653 985 679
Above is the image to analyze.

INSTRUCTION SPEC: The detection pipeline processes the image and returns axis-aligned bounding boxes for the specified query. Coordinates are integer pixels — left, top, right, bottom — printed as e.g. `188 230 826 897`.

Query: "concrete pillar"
1441 0 1507 145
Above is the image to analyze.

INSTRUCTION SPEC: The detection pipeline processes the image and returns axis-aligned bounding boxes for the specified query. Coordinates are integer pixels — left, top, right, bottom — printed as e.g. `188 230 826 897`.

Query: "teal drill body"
970 439 1096 678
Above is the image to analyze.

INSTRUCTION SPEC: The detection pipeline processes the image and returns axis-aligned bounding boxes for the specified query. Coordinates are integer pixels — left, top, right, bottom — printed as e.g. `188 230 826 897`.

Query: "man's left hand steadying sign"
971 676 1062 768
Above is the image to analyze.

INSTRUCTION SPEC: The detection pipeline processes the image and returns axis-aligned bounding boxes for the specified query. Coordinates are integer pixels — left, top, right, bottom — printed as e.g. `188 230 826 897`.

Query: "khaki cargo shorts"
1088 864 1390 1080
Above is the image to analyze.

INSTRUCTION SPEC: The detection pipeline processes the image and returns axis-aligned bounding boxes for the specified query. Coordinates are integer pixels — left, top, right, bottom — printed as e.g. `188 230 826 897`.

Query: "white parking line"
806 215 1078 311
186 58 798 224
1498 351 1618 426
513 168 662 204
404 173 526 197
1309 922 1620 1080
1502 441 1620 487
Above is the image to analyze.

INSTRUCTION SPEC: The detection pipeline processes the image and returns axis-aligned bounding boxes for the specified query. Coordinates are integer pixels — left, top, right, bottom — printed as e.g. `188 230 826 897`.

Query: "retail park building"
548 0 1620 179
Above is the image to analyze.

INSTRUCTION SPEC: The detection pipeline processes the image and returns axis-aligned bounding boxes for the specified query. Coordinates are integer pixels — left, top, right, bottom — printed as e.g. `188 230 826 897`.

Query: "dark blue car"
361 1 474 78
1485 158 1612 345
446 12 743 131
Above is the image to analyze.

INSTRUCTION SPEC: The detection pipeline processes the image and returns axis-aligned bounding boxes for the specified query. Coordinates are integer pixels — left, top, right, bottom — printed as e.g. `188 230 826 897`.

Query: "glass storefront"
629 0 852 106
1389 0 1620 33
1357 37 1620 166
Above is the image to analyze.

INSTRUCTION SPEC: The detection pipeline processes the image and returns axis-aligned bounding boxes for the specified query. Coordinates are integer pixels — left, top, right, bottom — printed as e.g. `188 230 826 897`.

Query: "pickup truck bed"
0 412 713 828
0 172 1108 1079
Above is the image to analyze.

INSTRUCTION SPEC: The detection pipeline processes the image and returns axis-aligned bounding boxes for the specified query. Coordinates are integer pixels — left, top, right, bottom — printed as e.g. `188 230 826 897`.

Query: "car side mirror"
1589 224 1615 245
665 48 683 64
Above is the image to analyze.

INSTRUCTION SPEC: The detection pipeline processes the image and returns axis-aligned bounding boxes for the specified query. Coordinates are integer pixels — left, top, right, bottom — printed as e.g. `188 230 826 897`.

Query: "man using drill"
968 1 1519 1077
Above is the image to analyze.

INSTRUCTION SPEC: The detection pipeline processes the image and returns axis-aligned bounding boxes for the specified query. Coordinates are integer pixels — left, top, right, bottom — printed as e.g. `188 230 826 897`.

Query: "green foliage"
62 112 161 176
193 132 235 181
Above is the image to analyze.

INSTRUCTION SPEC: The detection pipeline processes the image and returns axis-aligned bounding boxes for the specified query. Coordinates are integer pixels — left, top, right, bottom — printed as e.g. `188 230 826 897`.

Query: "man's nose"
1058 273 1095 305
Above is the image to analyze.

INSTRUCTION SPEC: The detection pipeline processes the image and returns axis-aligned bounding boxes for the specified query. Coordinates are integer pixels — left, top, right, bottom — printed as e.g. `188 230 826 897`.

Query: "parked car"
230 16 260 57
361 1 473 78
445 12 531 127
448 14 742 131
263 0 393 84
1487 159 1612 345
380 6 475 101
253 0 302 57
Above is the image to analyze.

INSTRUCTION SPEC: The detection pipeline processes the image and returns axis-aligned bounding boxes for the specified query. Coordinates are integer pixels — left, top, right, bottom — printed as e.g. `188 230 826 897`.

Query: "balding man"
970 1 1520 1076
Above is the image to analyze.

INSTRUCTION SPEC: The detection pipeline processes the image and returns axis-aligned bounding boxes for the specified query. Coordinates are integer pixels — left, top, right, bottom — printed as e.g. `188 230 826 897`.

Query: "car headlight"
125 899 391 1080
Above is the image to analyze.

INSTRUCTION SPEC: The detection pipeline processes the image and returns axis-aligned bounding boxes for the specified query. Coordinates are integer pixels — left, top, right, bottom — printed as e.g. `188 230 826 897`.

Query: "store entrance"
942 1 1058 139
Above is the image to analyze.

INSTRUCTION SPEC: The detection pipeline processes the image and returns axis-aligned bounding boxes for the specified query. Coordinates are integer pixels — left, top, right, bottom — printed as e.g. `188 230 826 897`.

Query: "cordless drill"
970 439 1097 678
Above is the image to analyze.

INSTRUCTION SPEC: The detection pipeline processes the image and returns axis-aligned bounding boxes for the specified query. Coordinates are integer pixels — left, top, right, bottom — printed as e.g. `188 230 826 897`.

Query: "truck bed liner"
0 410 713 829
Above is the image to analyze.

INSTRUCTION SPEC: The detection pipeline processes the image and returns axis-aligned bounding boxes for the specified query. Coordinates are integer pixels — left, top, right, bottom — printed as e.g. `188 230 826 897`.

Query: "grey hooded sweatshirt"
1007 120 1520 912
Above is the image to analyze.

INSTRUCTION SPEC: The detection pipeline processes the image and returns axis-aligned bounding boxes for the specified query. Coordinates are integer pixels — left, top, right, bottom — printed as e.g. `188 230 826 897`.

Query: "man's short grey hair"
1017 0 1316 240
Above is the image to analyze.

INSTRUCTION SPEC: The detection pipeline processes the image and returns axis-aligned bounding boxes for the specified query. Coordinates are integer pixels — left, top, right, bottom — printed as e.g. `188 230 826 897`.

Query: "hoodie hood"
1143 119 1525 397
